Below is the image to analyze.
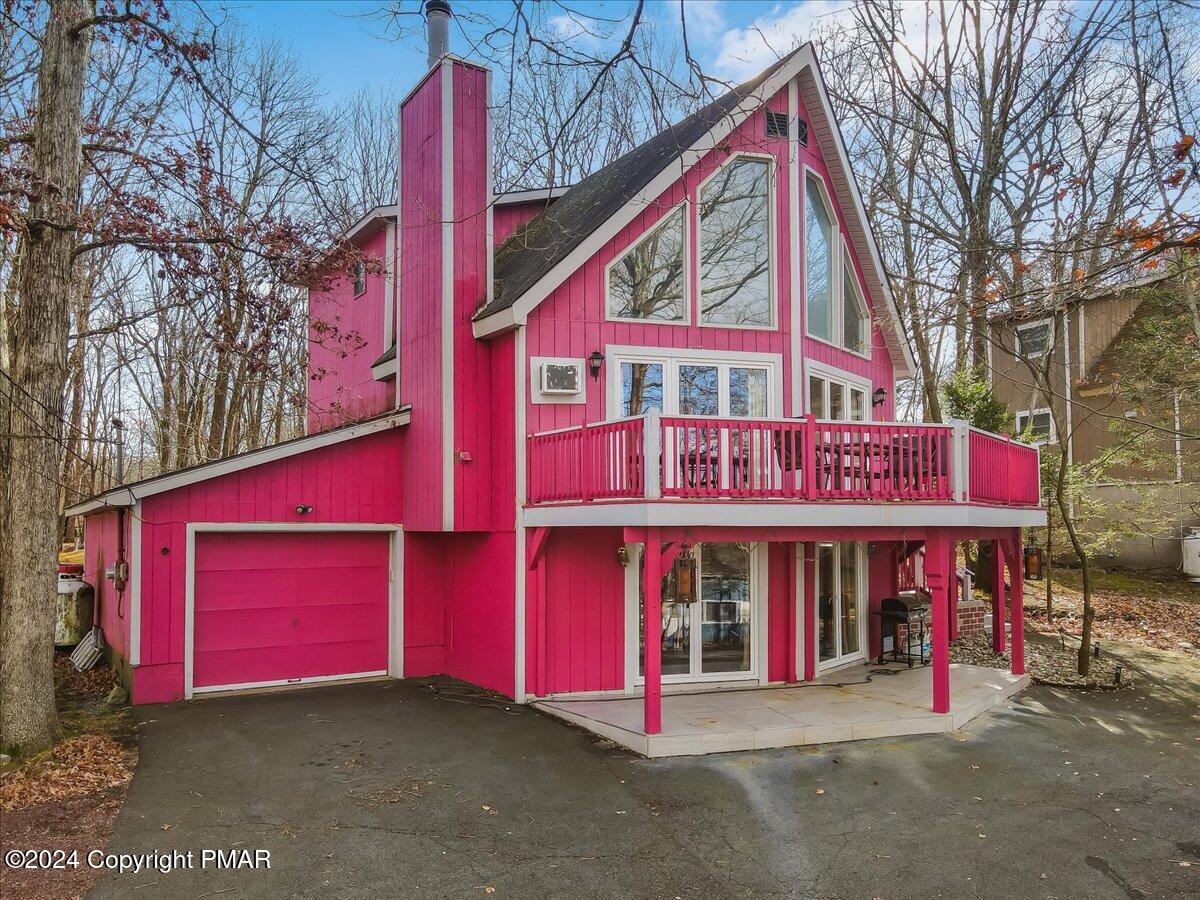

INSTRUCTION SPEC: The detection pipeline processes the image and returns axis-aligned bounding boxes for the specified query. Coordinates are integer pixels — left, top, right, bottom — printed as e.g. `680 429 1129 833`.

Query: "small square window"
1016 321 1050 358
352 260 366 296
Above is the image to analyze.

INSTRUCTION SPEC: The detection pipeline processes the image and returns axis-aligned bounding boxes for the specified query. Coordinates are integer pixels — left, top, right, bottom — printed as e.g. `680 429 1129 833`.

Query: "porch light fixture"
616 545 629 567
295 504 313 515
588 350 604 381
872 387 887 407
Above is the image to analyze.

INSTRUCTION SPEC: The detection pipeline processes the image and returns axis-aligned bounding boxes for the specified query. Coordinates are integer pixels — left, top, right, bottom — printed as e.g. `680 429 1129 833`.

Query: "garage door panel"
192 531 391 691
194 601 386 652
193 639 385 688
195 566 385 613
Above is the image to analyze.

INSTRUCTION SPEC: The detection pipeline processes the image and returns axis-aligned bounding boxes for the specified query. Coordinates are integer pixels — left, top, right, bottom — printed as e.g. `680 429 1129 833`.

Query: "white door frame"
184 522 404 699
813 540 867 673
623 540 769 691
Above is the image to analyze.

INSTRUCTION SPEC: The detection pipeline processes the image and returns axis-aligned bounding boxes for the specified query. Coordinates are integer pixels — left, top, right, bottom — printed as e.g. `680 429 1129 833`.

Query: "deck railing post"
802 414 817 499
644 408 662 500
949 419 969 503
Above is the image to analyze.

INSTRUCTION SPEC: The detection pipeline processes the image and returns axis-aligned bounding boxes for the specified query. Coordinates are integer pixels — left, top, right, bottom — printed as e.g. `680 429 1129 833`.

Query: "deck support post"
991 539 1006 653
643 527 662 735
925 530 950 714
1008 532 1025 675
785 544 798 683
947 538 959 642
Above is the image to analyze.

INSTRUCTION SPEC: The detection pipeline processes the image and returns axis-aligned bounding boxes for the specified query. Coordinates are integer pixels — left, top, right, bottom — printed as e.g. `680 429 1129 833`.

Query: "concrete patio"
536 662 1030 757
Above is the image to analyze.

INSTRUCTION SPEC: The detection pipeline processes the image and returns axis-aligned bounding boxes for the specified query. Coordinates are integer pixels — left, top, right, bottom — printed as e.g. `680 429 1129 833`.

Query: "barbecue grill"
873 592 931 667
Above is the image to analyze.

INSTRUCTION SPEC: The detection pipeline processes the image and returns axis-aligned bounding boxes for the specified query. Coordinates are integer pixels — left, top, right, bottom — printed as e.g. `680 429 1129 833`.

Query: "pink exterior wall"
131 428 405 703
494 200 550 245
398 65 446 532
83 507 131 661
522 83 896 435
308 226 395 433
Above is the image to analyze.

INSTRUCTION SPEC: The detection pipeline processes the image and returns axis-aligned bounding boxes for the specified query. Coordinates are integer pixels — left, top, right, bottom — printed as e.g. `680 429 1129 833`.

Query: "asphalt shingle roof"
480 49 800 320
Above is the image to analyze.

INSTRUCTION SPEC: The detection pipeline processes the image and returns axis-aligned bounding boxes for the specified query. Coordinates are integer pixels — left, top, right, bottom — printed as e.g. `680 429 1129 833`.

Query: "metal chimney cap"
425 0 452 16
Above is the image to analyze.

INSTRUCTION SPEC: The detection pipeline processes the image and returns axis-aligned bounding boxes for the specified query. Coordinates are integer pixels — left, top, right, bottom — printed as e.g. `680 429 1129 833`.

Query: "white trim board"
440 57 455 532
182 523 404 700
524 502 1047 530
64 410 411 516
129 500 142 667
474 45 916 378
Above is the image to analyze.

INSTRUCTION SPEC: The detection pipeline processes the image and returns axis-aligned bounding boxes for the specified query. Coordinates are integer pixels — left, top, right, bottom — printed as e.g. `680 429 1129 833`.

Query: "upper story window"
606 205 686 322
1017 408 1054 444
805 173 834 342
699 156 773 327
352 260 366 297
808 365 870 421
1016 320 1051 358
842 263 870 355
614 349 778 419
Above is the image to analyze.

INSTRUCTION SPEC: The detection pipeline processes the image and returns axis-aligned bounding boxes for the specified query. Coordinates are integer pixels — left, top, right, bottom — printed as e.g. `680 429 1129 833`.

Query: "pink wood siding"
398 65 446 531
494 200 550 245
451 62 500 531
83 508 131 660
527 527 625 696
487 331 517 530
133 428 405 703
522 82 896 435
767 542 790 682
308 227 395 433
191 531 389 689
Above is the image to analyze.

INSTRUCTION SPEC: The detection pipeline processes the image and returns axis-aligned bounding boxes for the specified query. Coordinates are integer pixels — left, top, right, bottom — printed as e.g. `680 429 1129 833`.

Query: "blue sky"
228 1 851 102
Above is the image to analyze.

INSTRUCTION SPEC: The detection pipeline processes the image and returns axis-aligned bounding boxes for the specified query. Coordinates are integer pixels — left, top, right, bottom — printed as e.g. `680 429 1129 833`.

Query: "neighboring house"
988 271 1199 570
68 5 1041 752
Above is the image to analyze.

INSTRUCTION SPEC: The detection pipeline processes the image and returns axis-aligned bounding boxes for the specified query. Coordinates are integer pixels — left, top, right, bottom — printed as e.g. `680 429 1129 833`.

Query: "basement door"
190 530 391 694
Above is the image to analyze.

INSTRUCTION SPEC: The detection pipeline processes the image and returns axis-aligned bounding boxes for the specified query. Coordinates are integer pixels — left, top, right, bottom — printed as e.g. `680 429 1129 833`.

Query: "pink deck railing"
968 428 1042 506
527 413 1041 508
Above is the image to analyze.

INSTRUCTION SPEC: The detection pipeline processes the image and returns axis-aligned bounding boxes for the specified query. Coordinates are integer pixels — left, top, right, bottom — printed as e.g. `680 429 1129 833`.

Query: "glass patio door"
639 542 756 681
816 541 864 669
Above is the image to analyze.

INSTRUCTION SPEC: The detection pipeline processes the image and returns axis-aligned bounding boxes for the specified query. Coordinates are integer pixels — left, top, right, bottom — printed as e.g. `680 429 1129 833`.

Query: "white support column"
949 418 970 503
644 408 662 500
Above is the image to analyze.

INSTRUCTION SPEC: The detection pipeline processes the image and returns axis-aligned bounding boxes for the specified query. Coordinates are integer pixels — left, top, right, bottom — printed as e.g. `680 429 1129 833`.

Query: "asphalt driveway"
93 647 1199 899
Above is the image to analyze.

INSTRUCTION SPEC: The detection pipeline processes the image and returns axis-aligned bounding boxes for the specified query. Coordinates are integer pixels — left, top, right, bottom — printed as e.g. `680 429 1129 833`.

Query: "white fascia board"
344 204 399 245
64 410 411 517
473 45 817 339
495 186 572 205
523 502 1046 530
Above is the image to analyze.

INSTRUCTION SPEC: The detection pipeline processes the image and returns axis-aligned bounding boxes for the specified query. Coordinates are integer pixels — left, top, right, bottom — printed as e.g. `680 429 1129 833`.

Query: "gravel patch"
952 634 1132 689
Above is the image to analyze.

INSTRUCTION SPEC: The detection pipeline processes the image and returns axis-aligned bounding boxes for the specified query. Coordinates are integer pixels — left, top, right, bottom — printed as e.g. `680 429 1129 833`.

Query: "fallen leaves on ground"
1022 572 1200 658
951 635 1131 689
0 734 135 812
53 653 117 700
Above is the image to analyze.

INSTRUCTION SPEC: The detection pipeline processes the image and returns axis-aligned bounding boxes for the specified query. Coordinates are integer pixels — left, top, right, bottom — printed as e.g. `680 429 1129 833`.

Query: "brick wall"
957 597 989 638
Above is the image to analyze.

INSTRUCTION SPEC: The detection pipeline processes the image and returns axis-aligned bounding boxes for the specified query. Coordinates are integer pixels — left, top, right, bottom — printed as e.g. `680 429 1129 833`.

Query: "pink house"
70 9 1042 754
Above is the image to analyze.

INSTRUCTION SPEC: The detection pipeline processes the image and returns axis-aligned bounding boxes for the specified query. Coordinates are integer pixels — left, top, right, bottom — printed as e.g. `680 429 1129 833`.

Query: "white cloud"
713 1 850 82
681 0 727 43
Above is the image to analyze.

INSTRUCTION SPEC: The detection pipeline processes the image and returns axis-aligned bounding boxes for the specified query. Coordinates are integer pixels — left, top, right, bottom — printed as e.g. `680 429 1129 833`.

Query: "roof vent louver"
765 110 789 139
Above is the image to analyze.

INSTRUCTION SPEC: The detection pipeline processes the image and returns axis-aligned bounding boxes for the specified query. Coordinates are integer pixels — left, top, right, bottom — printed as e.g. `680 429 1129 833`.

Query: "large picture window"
805 172 834 342
699 157 773 327
614 351 777 419
607 205 686 322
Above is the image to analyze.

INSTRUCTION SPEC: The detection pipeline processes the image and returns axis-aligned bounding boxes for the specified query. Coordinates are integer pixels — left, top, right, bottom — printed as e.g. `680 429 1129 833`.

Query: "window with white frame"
805 172 835 342
842 263 870 354
615 351 777 419
352 260 366 296
699 156 773 327
607 205 686 322
807 367 870 421
1016 320 1051 358
1016 408 1054 444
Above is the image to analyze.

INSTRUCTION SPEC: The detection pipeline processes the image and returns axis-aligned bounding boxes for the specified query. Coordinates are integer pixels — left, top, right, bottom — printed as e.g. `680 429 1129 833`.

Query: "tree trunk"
0 0 95 755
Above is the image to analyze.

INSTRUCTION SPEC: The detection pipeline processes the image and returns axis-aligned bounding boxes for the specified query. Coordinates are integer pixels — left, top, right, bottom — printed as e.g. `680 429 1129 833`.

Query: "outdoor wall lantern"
588 350 604 381
616 545 630 567
295 504 313 515
872 387 888 407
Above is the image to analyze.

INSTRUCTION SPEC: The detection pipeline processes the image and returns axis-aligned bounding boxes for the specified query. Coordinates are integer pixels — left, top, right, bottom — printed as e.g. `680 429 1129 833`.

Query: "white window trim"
1016 318 1053 359
804 359 872 422
696 152 778 331
814 540 867 673
623 541 770 689
605 345 784 420
1016 407 1055 445
840 238 873 361
802 164 844 346
603 199 691 327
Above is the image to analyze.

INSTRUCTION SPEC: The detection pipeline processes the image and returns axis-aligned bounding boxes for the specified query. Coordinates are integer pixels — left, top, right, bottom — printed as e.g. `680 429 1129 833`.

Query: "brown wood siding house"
987 271 1199 570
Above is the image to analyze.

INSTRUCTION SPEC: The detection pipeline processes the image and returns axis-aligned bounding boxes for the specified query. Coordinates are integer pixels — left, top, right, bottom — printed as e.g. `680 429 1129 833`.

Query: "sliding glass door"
816 541 865 669
638 542 758 681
